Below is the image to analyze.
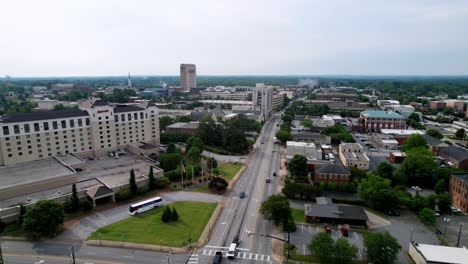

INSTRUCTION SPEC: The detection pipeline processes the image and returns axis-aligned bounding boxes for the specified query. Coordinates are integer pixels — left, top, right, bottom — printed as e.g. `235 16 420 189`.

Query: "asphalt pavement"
197 116 282 264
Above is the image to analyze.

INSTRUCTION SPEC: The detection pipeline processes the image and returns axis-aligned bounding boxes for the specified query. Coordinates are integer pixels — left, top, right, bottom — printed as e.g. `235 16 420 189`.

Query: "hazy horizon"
2 0 468 77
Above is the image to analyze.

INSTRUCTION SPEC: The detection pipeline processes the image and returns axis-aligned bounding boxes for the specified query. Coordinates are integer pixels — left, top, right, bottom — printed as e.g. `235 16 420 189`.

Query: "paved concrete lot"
291 223 365 260
435 214 468 247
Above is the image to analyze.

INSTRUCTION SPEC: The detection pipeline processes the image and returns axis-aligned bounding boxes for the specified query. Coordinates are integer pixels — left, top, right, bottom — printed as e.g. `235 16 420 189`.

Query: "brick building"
359 110 405 132
165 122 199 136
429 101 447 110
314 164 351 186
440 146 468 170
449 174 468 213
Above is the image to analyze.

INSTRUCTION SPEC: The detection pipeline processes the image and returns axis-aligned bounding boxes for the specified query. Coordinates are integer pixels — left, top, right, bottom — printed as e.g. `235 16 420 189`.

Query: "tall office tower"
252 83 273 121
180 64 197 92
127 72 132 88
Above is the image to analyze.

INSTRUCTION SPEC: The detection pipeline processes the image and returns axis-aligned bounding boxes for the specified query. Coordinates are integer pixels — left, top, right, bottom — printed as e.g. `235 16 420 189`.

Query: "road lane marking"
3 253 122 264
354 232 359 240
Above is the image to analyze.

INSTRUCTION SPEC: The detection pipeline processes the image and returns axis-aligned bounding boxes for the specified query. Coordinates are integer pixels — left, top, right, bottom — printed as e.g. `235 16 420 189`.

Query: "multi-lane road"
197 115 283 263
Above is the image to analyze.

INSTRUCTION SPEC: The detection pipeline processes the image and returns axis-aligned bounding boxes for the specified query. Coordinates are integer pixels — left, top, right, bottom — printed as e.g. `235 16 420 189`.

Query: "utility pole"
70 246 76 264
456 224 463 247
248 231 291 263
0 242 4 264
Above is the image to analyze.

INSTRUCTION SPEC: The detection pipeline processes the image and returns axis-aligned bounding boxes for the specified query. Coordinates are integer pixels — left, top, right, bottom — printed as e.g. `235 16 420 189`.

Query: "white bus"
129 196 163 215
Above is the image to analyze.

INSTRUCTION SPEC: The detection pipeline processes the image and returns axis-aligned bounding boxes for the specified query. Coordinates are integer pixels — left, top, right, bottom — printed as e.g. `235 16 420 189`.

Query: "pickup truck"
213 251 223 264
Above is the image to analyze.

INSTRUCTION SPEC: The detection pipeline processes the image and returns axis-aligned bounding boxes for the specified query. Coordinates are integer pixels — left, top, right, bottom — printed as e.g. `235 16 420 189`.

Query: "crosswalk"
188 253 199 264
202 249 271 262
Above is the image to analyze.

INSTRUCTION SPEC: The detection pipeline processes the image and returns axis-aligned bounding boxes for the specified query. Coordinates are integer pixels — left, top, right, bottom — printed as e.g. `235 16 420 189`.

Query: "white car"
411 186 422 191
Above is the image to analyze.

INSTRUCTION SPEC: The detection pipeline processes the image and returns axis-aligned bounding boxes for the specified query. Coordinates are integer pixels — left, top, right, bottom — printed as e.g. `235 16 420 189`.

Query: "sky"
1 0 468 77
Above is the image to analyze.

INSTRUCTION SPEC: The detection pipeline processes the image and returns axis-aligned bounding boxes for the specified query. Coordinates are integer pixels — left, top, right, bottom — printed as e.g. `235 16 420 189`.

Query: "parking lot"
290 223 366 260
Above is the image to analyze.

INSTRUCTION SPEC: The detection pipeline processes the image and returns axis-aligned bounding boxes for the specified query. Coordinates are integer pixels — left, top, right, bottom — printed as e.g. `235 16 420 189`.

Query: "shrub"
80 200 93 212
171 207 179 221
165 170 181 182
155 176 171 188
115 189 132 202
62 198 73 214
161 206 173 222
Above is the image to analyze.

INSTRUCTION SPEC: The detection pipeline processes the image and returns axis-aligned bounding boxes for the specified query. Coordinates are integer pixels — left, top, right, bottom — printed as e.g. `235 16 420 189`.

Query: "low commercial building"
315 92 357 101
291 131 331 144
377 100 400 107
422 134 448 155
370 134 399 149
339 143 370 170
450 173 468 213
304 100 370 111
286 141 323 163
445 99 465 112
272 92 285 110
164 122 199 136
314 164 351 186
408 242 468 264
380 129 425 145
387 105 416 119
359 110 405 132
389 151 405 164
304 203 368 226
440 146 468 170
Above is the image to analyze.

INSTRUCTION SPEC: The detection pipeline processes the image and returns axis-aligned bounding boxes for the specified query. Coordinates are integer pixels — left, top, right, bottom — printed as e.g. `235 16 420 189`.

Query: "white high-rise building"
180 64 197 92
252 83 273 121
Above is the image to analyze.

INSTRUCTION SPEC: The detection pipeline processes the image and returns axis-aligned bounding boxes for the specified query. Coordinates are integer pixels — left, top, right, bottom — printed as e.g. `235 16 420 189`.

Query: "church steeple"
127 72 132 88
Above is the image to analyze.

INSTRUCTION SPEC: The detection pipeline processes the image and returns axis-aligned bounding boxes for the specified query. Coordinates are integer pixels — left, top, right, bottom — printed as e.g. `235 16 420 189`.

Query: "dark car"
387 209 400 216
213 251 223 264
266 177 271 183
239 192 246 198
273 172 277 177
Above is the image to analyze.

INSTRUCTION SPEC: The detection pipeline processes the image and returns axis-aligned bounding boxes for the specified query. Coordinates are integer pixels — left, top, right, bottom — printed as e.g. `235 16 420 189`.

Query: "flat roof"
199 100 252 105
381 139 399 144
0 158 75 189
304 204 368 221
361 110 404 119
413 243 468 264
0 110 88 123
166 122 199 129
380 129 426 136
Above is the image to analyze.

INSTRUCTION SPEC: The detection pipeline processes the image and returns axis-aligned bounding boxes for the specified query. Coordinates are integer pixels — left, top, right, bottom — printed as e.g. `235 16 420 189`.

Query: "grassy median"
88 201 216 247
218 163 243 180
291 208 305 223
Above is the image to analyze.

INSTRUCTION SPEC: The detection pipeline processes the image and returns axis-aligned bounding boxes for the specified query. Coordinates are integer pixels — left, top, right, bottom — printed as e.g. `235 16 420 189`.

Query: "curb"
86 239 188 253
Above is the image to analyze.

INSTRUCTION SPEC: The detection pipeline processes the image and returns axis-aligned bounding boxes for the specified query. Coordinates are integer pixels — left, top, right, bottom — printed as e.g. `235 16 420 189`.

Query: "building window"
114 115 118 122
121 114 125 121
13 125 20 134
128 114 132 121
61 120 67 128
98 117 102 121
78 119 83 127
43 122 49 131
24 124 30 133
34 123 40 132
69 119 75 128
3 126 10 136
53 121 58 130
134 113 138 120
140 112 144 119
85 118 90 126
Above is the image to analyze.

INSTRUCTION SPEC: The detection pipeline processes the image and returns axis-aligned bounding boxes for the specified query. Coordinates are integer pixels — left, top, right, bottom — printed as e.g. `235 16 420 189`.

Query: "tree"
437 192 451 214
207 157 218 169
426 129 443 139
18 204 26 226
333 238 358 264
456 128 465 139
171 207 179 221
359 174 400 212
434 179 447 193
186 146 201 164
401 134 427 151
260 194 291 229
363 231 401 264
309 232 334 264
287 155 308 178
275 130 292 144
161 206 172 222
209 177 229 194
129 169 138 195
167 143 177 154
376 162 394 180
71 183 79 211
159 116 173 131
407 112 420 122
22 200 65 239
419 208 436 225
186 136 204 152
300 119 313 130
148 166 156 190
159 153 183 171
155 176 171 188
397 147 437 186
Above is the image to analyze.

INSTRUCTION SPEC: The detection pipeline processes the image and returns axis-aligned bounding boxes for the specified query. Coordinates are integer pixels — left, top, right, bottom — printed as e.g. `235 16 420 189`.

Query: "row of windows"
6 141 92 152
114 112 147 122
317 175 349 180
2 118 90 136
6 147 92 158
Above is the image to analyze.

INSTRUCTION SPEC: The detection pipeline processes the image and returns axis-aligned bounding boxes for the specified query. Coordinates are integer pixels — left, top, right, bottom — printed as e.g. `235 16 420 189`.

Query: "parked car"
411 186 422 191
387 209 400 216
213 251 223 264
239 192 246 199
273 172 277 177
266 177 271 183
324 224 331 234
339 224 349 237
88 156 95 160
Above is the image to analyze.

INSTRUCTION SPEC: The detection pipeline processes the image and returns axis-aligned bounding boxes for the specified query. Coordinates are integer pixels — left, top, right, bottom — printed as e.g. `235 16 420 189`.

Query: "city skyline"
1 0 468 77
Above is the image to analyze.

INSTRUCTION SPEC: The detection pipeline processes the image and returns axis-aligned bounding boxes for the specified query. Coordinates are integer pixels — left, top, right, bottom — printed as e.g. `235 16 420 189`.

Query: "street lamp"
247 230 291 263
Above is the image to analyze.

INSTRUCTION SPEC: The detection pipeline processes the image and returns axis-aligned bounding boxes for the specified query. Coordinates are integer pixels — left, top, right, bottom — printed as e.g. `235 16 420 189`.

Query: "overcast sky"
1 0 468 77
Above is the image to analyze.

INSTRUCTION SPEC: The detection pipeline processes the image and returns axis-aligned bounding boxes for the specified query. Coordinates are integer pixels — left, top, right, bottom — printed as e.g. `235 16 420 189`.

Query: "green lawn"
88 201 216 247
291 208 305 223
218 163 243 180
0 223 27 238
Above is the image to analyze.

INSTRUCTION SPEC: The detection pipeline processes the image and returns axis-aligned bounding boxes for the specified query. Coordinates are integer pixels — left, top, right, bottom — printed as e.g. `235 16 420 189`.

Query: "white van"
226 243 237 259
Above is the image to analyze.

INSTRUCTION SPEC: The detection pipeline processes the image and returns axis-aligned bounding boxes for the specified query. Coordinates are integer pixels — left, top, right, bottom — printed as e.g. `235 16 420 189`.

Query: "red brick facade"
449 175 468 213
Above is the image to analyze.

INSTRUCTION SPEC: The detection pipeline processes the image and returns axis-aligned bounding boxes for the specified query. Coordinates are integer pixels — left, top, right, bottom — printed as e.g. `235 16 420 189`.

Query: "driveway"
50 191 221 243
202 150 247 163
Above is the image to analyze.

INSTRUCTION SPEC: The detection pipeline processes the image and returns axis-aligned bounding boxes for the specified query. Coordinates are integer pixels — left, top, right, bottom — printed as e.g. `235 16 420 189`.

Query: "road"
0 240 189 264
197 115 282 263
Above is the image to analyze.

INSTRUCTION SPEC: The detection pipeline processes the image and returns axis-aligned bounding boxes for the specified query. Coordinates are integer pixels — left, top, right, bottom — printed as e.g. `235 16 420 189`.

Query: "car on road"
387 209 401 216
266 177 271 183
239 192 246 198
213 251 223 264
450 206 461 214
273 172 277 177
411 186 422 191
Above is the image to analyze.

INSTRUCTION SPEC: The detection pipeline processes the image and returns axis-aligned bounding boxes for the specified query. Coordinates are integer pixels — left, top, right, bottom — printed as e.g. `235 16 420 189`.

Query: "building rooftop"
304 204 368 221
361 110 404 119
114 105 145 113
380 129 425 136
166 122 199 129
441 146 468 162
0 110 88 123
411 242 468 264
316 164 350 175
422 134 448 147
452 173 468 186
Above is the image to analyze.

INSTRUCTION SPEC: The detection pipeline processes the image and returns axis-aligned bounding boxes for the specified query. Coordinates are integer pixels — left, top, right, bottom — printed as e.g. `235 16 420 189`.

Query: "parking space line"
303 244 306 255
354 232 359 241
301 224 304 232
266 255 270 261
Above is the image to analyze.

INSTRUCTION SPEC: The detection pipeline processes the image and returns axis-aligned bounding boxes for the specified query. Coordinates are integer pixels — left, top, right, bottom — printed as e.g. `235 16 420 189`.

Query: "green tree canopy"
260 194 292 228
186 146 202 164
186 136 204 152
159 116 173 131
129 169 138 195
401 134 427 151
23 200 65 239
456 128 465 139
309 232 334 264
359 174 400 212
376 162 394 180
287 155 308 178
300 119 313 130
363 231 401 264
275 130 292 143
159 153 183 171
419 207 436 225
426 129 443 139
396 147 437 186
